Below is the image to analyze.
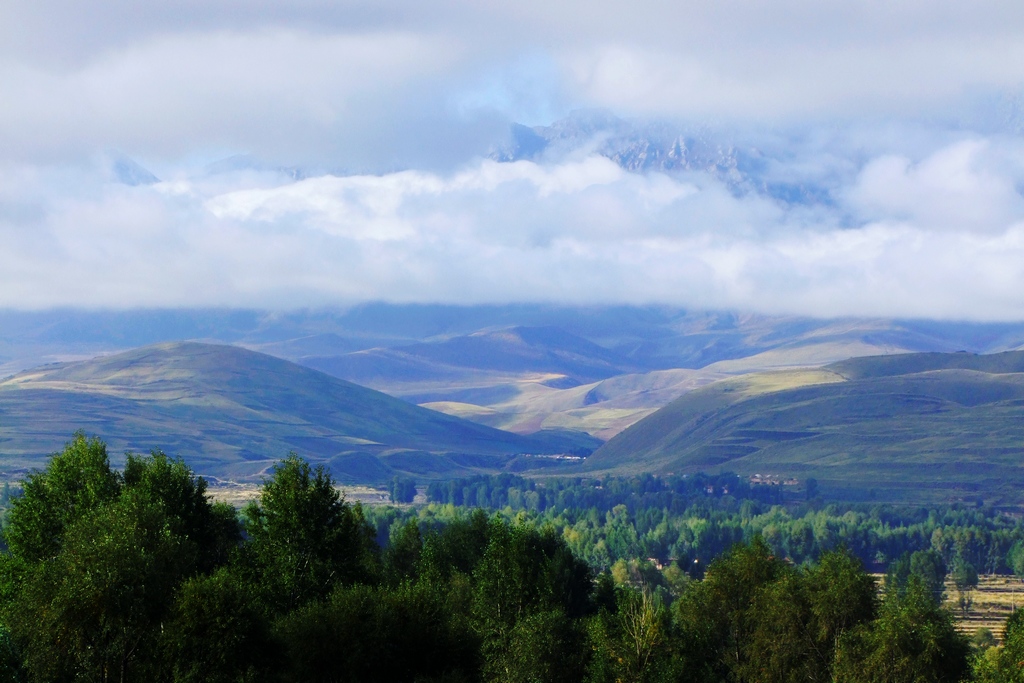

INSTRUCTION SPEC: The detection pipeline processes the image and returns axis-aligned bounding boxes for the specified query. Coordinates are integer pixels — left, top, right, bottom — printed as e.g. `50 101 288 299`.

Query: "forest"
408 473 1024 578
0 435 1023 682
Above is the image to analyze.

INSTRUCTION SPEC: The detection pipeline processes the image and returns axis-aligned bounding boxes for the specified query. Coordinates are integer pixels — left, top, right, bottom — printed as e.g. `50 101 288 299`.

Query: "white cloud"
846 139 1024 231
0 29 490 168
3 142 1024 319
4 1 1024 318
562 35 1024 122
5 1 1024 166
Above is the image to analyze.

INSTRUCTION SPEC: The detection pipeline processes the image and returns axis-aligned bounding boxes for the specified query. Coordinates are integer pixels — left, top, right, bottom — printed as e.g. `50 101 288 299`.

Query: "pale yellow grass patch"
732 369 846 398
206 482 262 507
419 401 499 418
206 481 393 508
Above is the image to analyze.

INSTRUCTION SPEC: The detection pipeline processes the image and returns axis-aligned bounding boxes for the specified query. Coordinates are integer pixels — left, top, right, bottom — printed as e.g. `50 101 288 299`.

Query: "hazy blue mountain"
303 326 642 390
110 154 160 186
5 305 1024 376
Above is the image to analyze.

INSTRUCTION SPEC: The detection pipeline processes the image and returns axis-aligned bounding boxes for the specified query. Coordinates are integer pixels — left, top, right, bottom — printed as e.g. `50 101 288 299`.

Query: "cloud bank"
4 134 1024 319
3 1 1024 318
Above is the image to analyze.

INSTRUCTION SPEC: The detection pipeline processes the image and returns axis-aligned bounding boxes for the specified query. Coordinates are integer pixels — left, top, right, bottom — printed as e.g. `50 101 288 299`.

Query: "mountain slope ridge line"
0 342 600 484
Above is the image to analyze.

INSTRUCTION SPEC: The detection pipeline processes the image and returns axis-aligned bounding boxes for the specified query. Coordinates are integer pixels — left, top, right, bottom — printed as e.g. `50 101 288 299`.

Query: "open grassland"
587 352 1024 505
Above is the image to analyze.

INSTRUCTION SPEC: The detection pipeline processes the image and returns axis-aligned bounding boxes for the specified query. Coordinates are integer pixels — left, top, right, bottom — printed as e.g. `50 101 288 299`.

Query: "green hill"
0 342 591 483
584 351 1024 505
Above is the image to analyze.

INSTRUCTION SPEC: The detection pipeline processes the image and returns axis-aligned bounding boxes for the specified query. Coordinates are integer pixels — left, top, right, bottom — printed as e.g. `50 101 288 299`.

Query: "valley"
3 306 1024 505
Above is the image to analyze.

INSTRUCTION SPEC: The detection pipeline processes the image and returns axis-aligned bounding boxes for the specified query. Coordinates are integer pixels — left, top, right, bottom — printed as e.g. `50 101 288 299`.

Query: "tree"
668 541 876 683
274 582 478 683
389 477 417 504
8 491 191 682
495 608 587 683
417 509 491 583
1008 541 1024 583
383 518 423 584
243 455 378 611
472 520 591 683
887 549 947 604
740 570 812 683
587 586 677 683
675 536 787 681
733 548 876 683
910 549 948 603
739 549 878 683
160 568 276 683
0 440 241 682
0 625 25 683
951 554 979 618
123 451 241 572
802 550 877 682
973 607 1024 683
835 577 970 683
3 433 121 562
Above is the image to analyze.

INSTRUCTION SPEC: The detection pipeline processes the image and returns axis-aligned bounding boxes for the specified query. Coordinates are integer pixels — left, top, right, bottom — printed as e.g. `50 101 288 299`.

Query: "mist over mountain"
491 111 868 209
5 6 1024 680
495 111 746 179
6 304 1024 378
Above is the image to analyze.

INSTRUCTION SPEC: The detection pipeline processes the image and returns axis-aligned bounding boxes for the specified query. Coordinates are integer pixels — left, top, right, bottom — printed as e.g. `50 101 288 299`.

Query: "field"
946 574 1024 642
206 481 395 508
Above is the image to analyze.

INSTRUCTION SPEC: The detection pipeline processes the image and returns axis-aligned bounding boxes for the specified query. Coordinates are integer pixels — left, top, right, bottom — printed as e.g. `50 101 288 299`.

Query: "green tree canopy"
472 519 592 683
835 576 970 683
4 433 121 563
242 454 378 611
8 489 191 682
0 438 240 683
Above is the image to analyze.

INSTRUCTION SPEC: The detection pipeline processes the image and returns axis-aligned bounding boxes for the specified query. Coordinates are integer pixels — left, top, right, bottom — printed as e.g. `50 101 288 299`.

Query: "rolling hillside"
584 351 1024 505
0 342 594 483
417 339 913 440
4 306 1024 449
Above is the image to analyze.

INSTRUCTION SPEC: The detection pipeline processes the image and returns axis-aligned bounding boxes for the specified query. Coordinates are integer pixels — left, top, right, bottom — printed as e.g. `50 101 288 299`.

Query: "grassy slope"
585 352 1024 505
0 342 567 483
411 341 908 440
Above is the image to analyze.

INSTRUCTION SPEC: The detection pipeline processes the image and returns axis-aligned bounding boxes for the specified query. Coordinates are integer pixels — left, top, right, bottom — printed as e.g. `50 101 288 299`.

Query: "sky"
4 1 1024 319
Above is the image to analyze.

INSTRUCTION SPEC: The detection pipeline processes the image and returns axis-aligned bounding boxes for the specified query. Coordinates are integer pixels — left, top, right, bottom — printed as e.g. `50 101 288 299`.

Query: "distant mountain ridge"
4 306 1024 445
302 325 642 392
5 305 1024 376
491 111 836 206
493 111 746 182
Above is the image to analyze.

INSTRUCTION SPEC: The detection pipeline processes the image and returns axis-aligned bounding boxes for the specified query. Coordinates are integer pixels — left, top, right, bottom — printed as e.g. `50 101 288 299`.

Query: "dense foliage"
0 436 1008 682
419 473 1024 575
